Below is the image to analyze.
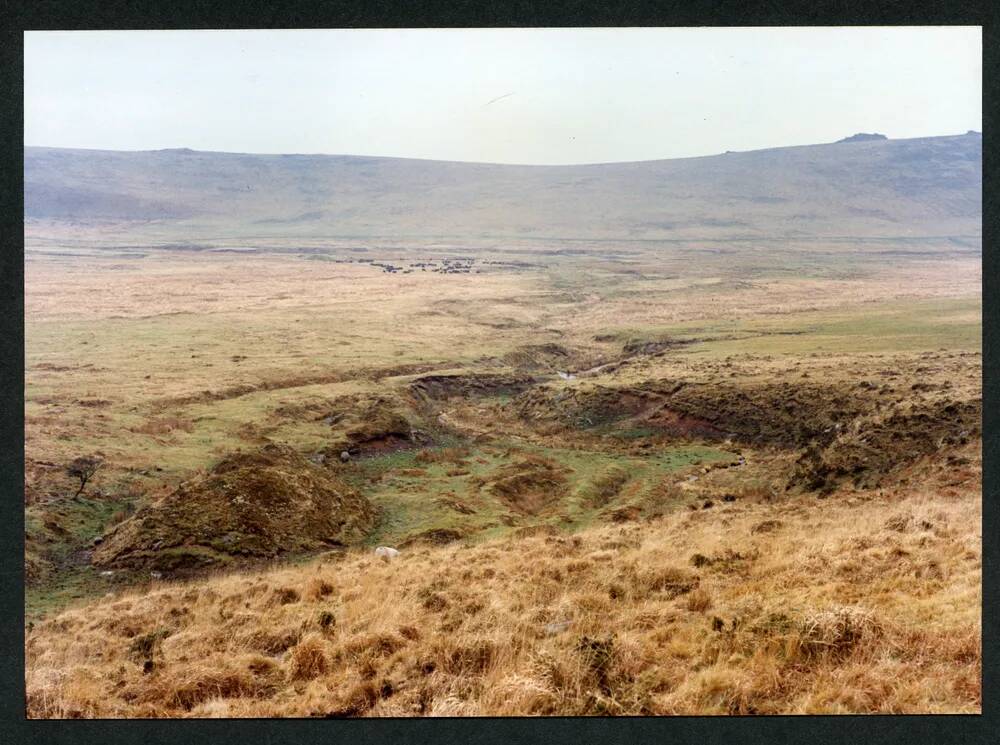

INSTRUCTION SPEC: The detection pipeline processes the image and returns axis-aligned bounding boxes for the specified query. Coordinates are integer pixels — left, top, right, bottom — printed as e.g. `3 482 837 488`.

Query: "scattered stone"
99 570 114 577
340 450 351 462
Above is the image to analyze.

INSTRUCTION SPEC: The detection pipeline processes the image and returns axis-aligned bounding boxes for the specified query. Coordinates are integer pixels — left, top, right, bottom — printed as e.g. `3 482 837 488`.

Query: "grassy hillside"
26 446 980 717
24 133 981 244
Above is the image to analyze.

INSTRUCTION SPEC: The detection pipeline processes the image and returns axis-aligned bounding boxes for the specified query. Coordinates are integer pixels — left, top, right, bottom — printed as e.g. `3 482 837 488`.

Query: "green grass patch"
351 440 734 545
635 296 981 357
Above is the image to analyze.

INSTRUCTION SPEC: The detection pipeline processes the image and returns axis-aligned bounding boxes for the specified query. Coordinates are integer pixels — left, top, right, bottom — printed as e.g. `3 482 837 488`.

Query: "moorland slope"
24 133 981 244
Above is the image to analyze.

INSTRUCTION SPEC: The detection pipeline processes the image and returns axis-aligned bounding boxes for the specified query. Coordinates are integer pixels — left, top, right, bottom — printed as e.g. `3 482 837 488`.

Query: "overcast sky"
24 27 982 165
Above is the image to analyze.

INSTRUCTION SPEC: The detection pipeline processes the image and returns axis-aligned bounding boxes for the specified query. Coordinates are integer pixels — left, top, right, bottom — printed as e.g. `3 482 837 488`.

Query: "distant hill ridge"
24 132 981 244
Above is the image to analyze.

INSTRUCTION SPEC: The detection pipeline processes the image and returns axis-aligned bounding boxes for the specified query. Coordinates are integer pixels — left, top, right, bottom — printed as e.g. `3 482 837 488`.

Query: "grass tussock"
131 417 196 436
25 459 981 717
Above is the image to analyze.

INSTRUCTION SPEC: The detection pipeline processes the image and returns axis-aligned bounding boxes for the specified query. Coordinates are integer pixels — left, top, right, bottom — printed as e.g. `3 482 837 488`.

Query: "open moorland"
24 134 981 716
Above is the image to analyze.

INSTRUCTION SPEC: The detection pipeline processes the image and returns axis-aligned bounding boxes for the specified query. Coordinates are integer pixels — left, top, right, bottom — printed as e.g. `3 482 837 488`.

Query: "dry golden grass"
26 445 980 718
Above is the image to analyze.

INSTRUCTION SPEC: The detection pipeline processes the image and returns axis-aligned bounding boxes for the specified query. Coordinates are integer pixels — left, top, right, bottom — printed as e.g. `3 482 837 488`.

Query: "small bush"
344 632 405 660
398 625 421 641
440 639 498 675
270 587 301 606
686 588 713 613
637 566 698 598
326 680 381 716
127 628 171 665
884 513 912 532
289 634 329 681
165 669 262 711
305 578 334 601
796 606 883 660
243 628 300 654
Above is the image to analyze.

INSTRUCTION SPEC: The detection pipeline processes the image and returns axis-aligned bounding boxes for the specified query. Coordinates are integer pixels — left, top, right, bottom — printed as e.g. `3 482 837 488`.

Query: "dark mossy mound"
789 398 981 492
512 379 885 446
93 443 377 570
409 372 538 401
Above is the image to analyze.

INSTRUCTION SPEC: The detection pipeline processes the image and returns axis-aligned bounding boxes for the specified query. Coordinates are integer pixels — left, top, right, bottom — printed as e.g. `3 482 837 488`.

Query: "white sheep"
374 546 400 560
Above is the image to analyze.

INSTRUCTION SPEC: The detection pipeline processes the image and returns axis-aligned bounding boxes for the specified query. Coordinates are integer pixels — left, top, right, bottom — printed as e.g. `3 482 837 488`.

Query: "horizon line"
23 130 981 168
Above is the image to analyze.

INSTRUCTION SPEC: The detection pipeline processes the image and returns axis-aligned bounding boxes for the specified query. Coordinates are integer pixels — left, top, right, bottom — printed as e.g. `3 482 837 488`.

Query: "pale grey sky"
24 27 981 165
